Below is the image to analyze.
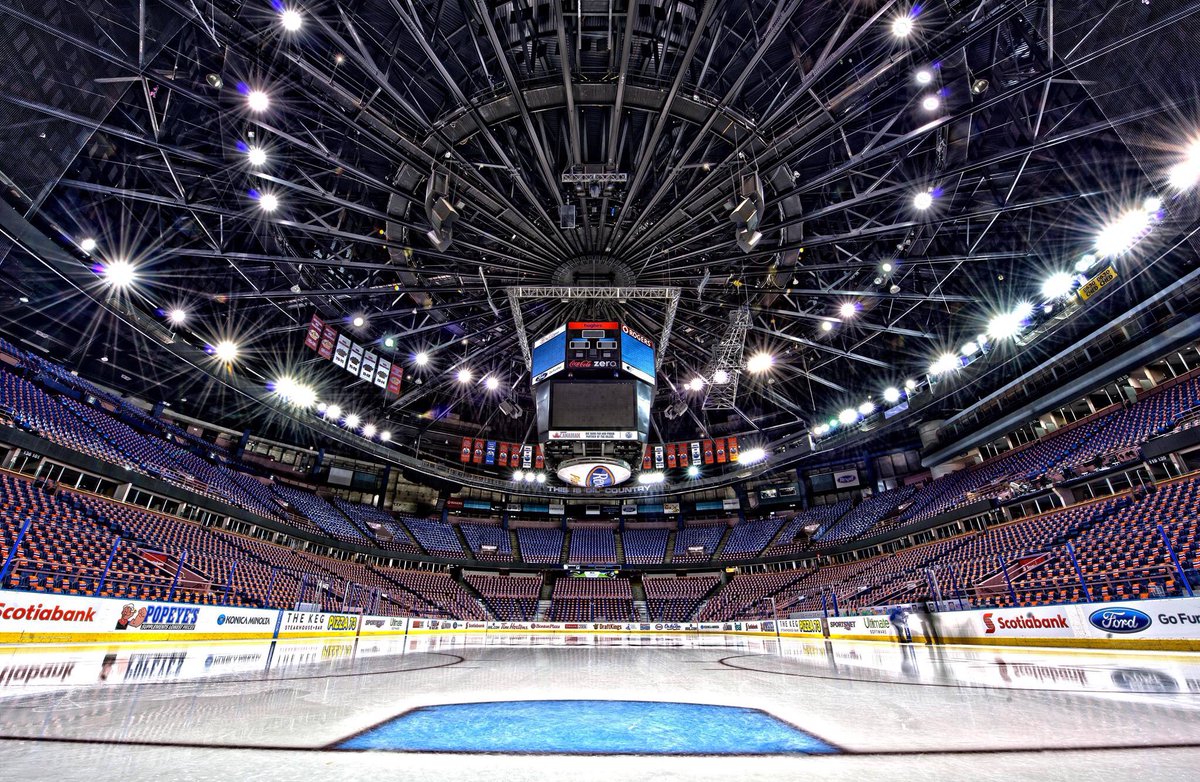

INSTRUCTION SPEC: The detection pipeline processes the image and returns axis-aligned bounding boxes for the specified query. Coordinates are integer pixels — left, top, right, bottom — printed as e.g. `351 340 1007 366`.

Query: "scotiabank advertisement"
0 592 278 643
935 598 1200 650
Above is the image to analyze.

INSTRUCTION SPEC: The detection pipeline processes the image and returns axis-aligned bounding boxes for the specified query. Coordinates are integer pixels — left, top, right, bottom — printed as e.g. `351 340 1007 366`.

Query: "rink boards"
3 589 1200 650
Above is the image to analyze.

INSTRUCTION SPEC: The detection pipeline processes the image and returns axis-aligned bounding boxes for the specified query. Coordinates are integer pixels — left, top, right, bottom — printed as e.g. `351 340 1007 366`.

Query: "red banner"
498 442 509 468
678 443 689 468
666 443 677 469
317 325 338 360
385 363 404 397
728 436 739 462
716 437 727 463
304 314 324 350
642 446 652 471
703 440 715 465
460 438 472 463
472 439 485 465
535 446 544 469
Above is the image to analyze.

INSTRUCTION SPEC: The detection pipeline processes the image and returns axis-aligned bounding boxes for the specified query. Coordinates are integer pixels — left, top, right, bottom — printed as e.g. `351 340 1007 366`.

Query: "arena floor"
1 633 1199 780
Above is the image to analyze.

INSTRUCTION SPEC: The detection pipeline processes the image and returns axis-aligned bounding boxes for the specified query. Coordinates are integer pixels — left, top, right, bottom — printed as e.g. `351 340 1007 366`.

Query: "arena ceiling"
1 0 1200 477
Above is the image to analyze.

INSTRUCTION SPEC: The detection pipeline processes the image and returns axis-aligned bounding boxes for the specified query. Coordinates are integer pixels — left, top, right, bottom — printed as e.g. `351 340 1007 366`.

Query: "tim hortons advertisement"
0 592 278 643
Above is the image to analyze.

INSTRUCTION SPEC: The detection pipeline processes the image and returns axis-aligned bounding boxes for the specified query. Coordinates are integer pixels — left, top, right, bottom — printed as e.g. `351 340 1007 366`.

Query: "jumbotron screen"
550 380 638 431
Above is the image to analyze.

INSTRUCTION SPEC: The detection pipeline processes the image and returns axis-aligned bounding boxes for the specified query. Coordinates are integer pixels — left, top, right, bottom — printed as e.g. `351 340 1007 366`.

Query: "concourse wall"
3 588 1200 651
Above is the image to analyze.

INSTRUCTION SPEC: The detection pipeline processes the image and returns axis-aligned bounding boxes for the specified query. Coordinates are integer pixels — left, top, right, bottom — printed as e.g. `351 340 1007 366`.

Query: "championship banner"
373 358 391 388
642 446 652 471
460 437 472 463
728 436 739 462
666 444 677 469
333 334 352 368
522 445 533 469
716 437 727 463
346 342 364 374
535 446 544 469
386 363 404 397
359 350 378 382
472 439 485 465
498 442 510 468
691 442 702 464
703 440 715 465
678 443 689 468
304 313 324 351
318 325 338 360
485 441 497 466
654 445 665 469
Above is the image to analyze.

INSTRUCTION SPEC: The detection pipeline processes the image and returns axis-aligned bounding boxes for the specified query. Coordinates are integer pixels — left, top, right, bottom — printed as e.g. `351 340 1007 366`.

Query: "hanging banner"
666 444 677 469
535 446 544 469
304 313 324 351
678 443 689 468
460 438 472 463
472 439 485 465
716 438 727 463
728 436 739 462
498 442 510 468
703 440 715 465
373 358 391 389
318 325 338 360
522 445 534 469
359 351 378 382
654 445 665 469
386 364 404 397
346 342 364 375
333 334 352 368
485 441 497 466
691 442 702 464
642 446 652 471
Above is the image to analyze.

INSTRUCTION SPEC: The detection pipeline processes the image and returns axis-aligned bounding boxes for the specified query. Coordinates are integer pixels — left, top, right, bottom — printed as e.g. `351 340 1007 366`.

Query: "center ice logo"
1088 607 1152 634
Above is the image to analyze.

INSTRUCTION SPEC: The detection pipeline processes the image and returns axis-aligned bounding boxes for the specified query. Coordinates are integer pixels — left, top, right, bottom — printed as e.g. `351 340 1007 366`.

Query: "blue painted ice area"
338 699 837 755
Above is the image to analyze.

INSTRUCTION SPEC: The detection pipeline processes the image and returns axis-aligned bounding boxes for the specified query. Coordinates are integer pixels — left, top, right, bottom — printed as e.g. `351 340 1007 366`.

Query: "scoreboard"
531 320 655 444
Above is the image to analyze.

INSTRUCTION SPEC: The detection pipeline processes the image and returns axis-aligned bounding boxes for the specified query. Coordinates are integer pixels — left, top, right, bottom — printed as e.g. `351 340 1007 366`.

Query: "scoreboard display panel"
619 325 655 384
564 321 621 371
550 380 637 430
531 324 568 384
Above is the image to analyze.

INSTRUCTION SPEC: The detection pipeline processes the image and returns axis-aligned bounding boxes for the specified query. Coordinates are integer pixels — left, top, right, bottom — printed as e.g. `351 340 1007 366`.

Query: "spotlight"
457 368 473 384
813 424 829 436
247 147 267 166
513 470 525 482
891 15 914 37
905 378 917 390
913 191 934 210
687 465 700 478
379 430 392 442
246 90 270 112
484 376 500 391
687 377 704 392
325 404 342 420
838 408 859 425
821 320 834 332
920 95 941 112
206 73 223 89
637 472 666 485
523 472 536 484
883 387 901 403
970 78 989 95
415 352 429 366
1075 254 1097 273
280 8 303 31
535 473 547 484
712 369 730 384
258 193 279 212
930 353 960 375
1095 205 1155 257
343 413 361 429
362 423 377 438
102 260 135 288
915 69 933 85
858 401 875 416
961 341 979 357
839 302 859 319
1041 272 1076 299
987 309 1027 340
881 262 894 273
384 337 395 348
747 352 774 374
352 315 365 328
740 447 767 465
80 237 97 253
316 402 328 413
213 340 239 363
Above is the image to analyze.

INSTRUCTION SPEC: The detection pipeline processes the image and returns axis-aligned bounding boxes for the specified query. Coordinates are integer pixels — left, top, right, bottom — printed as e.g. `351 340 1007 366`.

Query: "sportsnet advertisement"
357 616 409 636
827 615 898 641
0 592 277 643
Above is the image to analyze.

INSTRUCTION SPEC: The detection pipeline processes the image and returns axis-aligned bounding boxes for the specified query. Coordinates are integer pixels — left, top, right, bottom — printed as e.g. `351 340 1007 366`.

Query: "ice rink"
2 633 1199 780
